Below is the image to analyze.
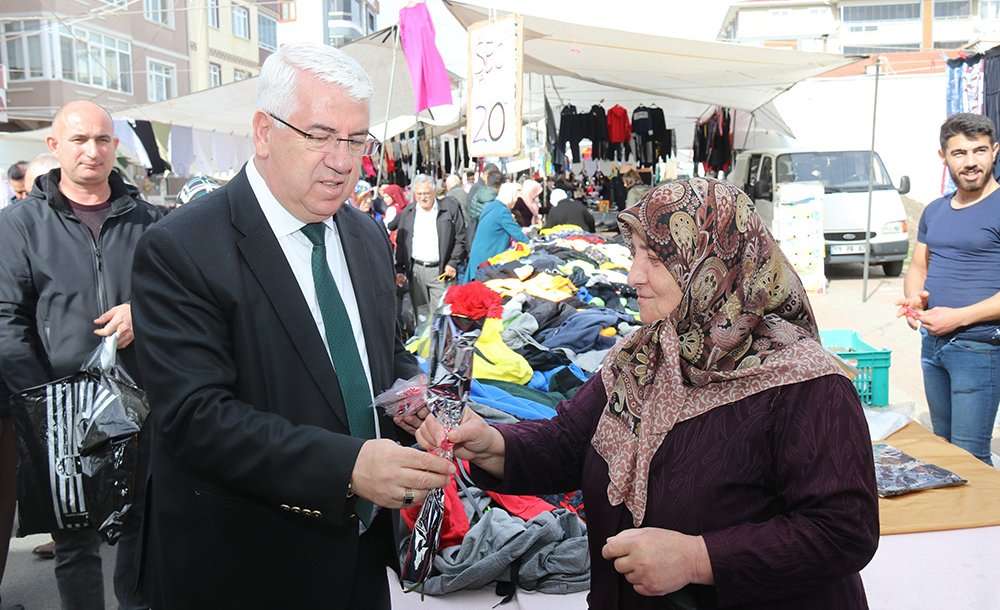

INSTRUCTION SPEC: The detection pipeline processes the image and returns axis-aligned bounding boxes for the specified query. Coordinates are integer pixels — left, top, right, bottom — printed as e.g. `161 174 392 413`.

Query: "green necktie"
301 223 376 525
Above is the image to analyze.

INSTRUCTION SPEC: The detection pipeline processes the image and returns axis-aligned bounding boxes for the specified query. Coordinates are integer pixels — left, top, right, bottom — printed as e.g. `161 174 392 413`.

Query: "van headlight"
882 221 907 234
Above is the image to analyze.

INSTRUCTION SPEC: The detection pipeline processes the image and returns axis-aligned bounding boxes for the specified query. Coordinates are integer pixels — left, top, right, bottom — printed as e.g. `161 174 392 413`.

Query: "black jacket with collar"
131 168 420 608
392 195 468 276
0 168 164 414
544 197 596 233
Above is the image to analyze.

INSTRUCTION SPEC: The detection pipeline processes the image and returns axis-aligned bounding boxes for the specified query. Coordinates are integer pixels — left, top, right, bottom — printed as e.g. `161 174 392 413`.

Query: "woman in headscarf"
380 183 409 246
462 181 528 283
418 178 878 609
511 178 543 227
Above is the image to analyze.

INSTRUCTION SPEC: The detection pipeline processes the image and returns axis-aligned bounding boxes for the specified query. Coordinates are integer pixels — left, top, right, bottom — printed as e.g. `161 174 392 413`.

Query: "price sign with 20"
465 15 523 158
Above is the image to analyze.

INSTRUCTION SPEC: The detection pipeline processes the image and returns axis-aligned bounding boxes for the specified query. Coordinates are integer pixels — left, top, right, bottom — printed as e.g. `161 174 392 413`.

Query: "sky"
378 0 737 74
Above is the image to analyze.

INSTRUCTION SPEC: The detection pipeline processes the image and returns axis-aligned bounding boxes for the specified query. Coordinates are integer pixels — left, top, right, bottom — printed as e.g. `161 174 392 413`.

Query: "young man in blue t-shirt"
897 113 1000 464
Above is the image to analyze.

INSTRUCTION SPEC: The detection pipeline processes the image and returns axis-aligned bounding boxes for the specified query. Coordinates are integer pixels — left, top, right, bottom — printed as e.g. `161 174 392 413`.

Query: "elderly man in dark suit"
130 43 453 610
391 174 467 328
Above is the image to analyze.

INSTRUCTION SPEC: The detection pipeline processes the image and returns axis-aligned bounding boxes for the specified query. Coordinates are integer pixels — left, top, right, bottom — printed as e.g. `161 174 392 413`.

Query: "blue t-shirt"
918 189 1000 342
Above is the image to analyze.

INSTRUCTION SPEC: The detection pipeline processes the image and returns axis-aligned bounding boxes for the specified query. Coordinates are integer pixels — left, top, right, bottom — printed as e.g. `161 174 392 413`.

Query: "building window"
933 0 970 18
327 0 352 20
1 20 45 81
147 58 176 102
233 68 251 81
258 14 277 50
232 5 251 39
144 0 174 27
209 62 222 87
841 3 920 22
208 0 220 28
984 0 1000 18
843 43 920 54
58 25 133 93
278 1 297 22
367 10 376 33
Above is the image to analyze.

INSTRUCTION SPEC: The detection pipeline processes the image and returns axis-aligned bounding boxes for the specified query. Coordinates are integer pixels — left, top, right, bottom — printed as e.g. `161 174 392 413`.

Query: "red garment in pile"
401 469 559 549
606 105 632 144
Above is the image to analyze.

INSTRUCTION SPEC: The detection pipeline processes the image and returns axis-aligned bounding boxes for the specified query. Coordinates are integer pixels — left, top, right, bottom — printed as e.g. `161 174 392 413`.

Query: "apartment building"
187 0 279 93
276 0 380 48
718 0 1000 54
1 0 192 129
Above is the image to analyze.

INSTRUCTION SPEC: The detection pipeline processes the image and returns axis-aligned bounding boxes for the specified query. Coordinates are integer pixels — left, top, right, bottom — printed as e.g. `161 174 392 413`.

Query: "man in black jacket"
130 43 451 610
391 174 467 328
544 188 596 233
0 100 163 610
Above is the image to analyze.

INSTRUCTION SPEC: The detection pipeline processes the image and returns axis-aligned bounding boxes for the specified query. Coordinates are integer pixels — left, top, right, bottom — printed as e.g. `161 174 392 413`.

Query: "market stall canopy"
444 1 856 121
101 28 462 139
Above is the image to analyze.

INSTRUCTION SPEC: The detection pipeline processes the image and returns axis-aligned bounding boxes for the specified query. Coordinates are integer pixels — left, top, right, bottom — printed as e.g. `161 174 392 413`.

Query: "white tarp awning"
444 0 855 136
94 28 461 140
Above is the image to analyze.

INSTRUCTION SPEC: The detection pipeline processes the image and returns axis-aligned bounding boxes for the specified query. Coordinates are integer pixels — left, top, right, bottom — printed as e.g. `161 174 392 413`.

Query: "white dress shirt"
245 159 374 399
411 202 440 264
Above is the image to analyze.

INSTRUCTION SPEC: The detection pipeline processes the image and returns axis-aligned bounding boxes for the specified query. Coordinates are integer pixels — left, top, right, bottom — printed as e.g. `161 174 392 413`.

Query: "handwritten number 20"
473 102 505 143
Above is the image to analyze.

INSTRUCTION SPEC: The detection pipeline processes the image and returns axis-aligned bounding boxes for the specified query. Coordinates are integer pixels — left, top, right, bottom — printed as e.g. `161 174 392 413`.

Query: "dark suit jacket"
392 196 468 276
131 168 419 609
543 198 596 233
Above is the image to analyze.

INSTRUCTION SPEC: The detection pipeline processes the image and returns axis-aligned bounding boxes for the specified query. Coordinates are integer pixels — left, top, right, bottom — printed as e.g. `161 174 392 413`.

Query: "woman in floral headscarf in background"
419 178 879 609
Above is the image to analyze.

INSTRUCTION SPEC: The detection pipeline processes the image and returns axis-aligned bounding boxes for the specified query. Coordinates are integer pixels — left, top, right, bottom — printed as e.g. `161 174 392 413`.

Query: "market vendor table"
392 422 1000 610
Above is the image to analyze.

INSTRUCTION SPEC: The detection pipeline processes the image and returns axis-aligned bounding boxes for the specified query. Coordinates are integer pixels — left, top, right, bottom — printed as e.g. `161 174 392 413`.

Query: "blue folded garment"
470 380 557 420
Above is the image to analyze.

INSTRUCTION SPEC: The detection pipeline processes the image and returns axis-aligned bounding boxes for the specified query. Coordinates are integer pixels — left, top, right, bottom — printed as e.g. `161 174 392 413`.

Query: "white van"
729 148 911 277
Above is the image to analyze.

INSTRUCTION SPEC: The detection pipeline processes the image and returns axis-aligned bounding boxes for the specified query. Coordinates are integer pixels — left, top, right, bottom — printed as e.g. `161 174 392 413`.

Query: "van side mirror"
898 176 911 195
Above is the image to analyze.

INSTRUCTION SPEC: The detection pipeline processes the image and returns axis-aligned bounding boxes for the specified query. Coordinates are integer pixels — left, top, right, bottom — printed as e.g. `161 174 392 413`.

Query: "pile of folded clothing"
400 227 641 595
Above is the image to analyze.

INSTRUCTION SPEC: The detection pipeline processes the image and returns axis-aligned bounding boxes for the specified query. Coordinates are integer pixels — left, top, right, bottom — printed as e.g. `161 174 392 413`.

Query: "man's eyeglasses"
268 113 381 157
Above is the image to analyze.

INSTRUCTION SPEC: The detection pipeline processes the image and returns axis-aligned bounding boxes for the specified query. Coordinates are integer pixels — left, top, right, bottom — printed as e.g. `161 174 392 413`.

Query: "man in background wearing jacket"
0 100 162 610
392 174 467 329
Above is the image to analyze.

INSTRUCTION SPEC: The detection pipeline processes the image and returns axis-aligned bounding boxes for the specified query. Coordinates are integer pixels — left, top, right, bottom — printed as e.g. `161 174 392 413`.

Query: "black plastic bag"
12 335 149 543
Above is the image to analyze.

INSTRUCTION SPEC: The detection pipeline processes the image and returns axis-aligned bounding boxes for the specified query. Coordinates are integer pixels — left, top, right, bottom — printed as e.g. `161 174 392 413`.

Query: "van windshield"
775 152 894 193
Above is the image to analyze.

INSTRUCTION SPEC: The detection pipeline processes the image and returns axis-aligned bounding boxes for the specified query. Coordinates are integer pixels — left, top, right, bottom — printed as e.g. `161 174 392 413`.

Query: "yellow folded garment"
405 325 432 358
486 273 578 303
523 273 577 302
539 224 585 236
599 327 617 337
472 318 533 384
487 243 531 266
484 278 527 298
513 265 534 281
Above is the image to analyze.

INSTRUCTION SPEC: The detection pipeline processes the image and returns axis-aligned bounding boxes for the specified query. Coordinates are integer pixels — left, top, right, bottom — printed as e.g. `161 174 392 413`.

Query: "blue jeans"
921 330 1000 464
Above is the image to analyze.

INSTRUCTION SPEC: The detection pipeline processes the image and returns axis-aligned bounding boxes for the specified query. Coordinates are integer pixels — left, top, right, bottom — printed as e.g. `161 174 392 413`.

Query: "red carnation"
444 281 503 320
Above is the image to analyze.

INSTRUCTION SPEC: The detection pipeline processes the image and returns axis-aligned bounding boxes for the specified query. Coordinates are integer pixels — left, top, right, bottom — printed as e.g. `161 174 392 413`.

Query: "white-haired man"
131 43 452 609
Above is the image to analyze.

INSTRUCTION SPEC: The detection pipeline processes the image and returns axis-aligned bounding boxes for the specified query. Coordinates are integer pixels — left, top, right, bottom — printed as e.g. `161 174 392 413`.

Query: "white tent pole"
375 25 401 187
862 58 881 303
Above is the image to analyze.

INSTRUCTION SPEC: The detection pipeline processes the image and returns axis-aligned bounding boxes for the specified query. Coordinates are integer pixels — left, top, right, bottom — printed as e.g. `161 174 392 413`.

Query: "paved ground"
2 532 115 609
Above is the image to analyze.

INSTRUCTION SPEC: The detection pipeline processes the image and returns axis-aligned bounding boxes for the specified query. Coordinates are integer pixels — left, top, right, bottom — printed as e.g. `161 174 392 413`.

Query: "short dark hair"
485 170 503 190
465 169 475 179
7 161 27 182
940 113 996 150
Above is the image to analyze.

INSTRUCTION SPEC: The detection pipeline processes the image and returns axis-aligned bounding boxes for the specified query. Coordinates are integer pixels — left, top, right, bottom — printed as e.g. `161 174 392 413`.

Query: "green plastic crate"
819 329 891 406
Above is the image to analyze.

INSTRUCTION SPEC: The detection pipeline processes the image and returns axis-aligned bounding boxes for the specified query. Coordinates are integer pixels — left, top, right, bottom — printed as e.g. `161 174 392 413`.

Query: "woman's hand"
602 528 714 597
415 407 506 478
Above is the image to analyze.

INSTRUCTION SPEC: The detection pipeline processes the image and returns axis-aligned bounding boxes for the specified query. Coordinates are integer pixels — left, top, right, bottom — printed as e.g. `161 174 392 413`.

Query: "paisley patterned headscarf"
592 178 844 526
